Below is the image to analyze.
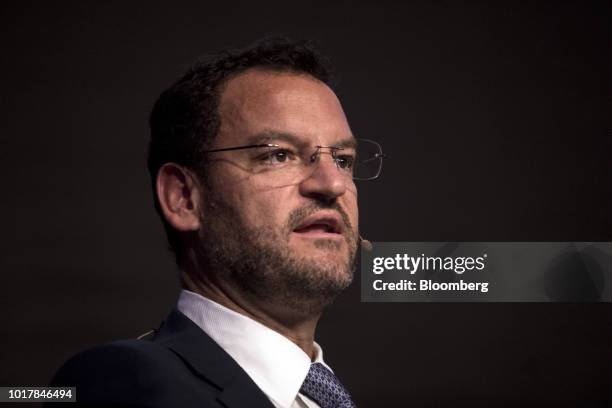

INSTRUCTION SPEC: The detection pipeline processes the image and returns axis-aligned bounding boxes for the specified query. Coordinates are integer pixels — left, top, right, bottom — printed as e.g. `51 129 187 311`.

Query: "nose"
298 151 347 202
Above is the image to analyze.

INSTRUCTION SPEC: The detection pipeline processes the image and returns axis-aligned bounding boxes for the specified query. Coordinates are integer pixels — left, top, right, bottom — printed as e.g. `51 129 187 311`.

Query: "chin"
290 232 345 247
291 238 346 255
301 244 352 269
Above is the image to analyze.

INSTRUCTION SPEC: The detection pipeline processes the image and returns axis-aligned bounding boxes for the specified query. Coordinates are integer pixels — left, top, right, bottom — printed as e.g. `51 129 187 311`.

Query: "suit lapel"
154 309 275 408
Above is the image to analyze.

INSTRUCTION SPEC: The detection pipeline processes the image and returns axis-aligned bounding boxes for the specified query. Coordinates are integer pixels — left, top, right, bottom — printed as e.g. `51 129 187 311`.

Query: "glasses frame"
201 138 385 180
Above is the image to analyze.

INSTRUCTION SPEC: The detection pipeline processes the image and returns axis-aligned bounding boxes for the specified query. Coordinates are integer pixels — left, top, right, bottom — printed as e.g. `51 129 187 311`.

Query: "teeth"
314 223 332 232
316 224 333 233
295 223 335 233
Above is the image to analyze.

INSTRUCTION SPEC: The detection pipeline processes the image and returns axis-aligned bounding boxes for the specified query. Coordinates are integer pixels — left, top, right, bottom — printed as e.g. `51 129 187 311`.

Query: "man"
49 38 383 408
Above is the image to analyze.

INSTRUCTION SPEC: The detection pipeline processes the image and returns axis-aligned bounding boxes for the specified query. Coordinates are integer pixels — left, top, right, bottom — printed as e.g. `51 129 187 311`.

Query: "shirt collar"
177 289 329 408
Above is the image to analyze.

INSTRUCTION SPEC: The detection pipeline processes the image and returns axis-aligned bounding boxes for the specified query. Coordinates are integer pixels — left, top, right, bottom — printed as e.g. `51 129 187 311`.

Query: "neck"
181 268 321 360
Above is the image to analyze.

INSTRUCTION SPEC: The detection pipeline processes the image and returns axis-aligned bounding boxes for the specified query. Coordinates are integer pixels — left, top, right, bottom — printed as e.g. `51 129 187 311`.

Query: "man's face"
196 69 359 315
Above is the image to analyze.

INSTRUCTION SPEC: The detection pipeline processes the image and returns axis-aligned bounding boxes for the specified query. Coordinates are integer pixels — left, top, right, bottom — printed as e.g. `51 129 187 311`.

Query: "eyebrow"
334 137 357 149
246 131 307 147
247 130 357 149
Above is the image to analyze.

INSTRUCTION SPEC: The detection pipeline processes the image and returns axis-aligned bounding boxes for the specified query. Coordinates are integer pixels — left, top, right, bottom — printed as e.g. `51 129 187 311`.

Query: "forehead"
216 69 353 147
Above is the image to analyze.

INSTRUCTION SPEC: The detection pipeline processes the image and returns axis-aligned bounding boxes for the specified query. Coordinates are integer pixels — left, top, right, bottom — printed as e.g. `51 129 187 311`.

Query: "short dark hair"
147 37 334 266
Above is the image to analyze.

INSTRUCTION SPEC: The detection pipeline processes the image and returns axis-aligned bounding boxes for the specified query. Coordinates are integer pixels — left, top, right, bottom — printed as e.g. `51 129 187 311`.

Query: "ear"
156 163 203 232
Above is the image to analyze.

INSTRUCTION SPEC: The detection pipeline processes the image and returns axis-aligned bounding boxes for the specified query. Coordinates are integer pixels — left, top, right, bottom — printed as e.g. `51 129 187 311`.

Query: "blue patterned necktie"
300 362 357 408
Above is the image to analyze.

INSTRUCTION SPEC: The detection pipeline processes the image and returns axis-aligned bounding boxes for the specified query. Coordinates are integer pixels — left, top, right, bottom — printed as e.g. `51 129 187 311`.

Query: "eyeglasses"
201 138 385 181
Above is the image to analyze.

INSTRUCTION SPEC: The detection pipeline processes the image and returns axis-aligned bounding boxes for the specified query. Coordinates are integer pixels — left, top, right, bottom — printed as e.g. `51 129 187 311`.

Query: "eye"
335 154 355 171
259 148 296 165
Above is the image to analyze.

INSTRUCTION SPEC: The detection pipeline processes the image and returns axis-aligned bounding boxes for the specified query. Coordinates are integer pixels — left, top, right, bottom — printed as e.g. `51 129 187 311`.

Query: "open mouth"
293 213 344 238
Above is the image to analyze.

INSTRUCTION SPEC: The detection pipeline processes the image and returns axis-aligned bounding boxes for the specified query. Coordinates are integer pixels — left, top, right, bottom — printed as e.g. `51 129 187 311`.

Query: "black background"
2 1 611 407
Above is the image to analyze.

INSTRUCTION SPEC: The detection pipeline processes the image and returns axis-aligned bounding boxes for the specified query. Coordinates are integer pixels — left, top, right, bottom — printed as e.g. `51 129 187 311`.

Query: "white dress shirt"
177 289 328 408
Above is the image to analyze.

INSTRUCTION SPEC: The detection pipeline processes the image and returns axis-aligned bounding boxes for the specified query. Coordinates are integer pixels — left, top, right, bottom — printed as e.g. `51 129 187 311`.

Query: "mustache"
287 202 354 236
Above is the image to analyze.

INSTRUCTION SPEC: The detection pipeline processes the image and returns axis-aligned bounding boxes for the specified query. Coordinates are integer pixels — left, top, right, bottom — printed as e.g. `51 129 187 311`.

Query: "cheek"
344 190 359 230
207 167 291 231
234 186 292 230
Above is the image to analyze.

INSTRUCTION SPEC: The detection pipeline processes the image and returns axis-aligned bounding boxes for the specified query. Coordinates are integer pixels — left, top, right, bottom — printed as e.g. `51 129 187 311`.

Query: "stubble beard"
197 197 358 318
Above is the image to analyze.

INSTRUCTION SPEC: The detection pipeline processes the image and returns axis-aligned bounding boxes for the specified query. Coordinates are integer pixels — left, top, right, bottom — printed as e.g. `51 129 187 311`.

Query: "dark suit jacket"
47 309 275 407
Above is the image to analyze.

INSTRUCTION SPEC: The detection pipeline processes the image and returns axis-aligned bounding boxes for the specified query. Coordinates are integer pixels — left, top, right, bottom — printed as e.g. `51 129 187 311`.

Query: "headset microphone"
359 235 373 252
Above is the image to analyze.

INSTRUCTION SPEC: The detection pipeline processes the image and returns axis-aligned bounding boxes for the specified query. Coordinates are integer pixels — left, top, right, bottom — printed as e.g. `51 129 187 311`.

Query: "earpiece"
359 235 373 252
